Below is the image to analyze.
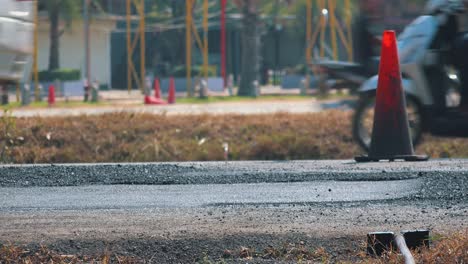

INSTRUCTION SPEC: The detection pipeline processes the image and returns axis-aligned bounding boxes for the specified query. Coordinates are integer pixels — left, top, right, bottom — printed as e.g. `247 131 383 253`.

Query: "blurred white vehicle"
0 0 34 84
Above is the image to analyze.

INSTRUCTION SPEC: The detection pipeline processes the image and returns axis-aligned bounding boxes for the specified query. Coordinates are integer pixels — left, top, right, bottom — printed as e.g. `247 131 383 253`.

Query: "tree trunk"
48 4 60 71
237 1 260 97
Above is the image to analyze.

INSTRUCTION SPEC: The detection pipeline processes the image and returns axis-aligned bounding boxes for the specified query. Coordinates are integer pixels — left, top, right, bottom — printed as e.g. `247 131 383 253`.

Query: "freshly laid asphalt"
0 179 422 211
0 159 466 203
0 159 466 263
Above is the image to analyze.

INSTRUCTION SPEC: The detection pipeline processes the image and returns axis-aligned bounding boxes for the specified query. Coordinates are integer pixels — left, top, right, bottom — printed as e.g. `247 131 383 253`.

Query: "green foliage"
39 0 80 26
283 64 307 75
170 65 217 78
38 69 81 82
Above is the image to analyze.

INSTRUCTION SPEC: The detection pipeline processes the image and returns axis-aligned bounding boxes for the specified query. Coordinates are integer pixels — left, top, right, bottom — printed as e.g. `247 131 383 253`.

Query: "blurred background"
0 0 430 103
2 0 468 164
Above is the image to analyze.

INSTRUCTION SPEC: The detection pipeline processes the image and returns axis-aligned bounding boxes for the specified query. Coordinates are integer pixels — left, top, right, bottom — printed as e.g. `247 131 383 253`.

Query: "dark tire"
352 93 424 152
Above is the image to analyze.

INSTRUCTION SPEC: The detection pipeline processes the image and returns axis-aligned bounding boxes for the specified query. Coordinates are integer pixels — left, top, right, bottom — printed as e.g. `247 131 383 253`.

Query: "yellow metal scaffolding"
186 0 210 97
306 0 354 62
126 0 146 94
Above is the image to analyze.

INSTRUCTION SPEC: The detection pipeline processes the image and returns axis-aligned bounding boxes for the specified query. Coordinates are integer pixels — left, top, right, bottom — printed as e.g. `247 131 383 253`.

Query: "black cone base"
355 154 429 162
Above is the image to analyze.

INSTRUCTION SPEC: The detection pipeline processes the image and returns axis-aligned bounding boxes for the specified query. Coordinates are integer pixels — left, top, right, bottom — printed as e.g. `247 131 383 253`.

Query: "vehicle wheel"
352 93 424 152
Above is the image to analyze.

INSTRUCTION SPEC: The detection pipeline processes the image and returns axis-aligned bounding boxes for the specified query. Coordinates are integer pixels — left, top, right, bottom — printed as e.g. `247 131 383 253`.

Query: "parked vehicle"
312 58 379 93
0 0 34 103
353 0 468 151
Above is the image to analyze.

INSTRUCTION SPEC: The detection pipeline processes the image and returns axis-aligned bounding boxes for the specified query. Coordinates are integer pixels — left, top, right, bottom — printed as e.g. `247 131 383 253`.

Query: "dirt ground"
1 199 466 263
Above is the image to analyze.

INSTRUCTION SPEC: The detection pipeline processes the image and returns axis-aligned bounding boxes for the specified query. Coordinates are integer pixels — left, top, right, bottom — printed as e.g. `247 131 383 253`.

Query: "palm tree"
233 0 261 96
40 0 80 71
233 0 297 96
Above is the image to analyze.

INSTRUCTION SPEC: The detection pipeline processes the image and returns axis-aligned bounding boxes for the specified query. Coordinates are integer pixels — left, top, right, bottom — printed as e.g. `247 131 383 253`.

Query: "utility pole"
126 0 131 93
34 0 39 101
220 0 227 88
186 0 193 96
84 0 91 101
202 0 209 79
274 0 280 86
304 0 312 95
140 0 145 94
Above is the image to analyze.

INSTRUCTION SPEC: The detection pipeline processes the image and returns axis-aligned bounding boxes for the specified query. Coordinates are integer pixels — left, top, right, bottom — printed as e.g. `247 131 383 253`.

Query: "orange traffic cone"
167 77 176 104
154 78 161 99
355 31 428 162
144 95 167 105
48 85 55 106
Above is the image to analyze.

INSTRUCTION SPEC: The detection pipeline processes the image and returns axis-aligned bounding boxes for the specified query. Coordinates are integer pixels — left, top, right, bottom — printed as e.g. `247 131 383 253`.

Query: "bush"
170 65 217 78
283 64 307 75
38 69 81 82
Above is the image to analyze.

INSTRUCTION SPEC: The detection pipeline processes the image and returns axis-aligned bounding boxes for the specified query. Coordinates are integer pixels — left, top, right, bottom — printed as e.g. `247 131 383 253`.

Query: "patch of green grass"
175 93 351 104
176 94 317 104
1 93 351 109
1 100 107 110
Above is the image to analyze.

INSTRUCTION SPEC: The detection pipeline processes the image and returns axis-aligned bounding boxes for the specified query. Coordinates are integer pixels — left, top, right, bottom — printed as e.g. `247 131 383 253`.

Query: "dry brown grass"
0 231 466 263
221 242 330 262
0 244 139 264
1 111 468 163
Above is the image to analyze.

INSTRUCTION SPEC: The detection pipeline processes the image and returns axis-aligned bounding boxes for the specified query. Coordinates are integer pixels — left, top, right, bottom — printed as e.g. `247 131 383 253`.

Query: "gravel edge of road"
1 160 467 187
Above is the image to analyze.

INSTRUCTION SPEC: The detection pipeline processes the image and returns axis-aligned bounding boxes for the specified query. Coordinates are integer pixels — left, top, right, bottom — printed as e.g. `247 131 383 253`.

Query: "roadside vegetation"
0 94 348 110
0 245 139 264
356 231 468 264
1 230 466 263
0 101 106 110
1 111 468 164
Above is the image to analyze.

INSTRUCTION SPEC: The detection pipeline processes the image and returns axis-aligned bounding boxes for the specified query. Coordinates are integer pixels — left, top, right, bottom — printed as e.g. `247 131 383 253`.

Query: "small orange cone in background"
355 31 428 162
144 95 167 105
48 85 55 106
154 78 161 99
167 77 176 104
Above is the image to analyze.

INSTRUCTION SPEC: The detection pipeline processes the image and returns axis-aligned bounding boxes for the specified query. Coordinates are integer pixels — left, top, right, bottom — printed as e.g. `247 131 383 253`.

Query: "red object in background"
144 95 167 105
154 78 161 99
168 77 176 104
48 85 55 106
220 0 227 88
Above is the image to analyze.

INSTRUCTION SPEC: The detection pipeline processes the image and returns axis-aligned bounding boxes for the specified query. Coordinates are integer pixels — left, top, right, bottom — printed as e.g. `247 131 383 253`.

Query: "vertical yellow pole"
203 0 209 79
319 0 326 58
33 0 39 101
139 0 145 94
305 0 312 95
186 0 192 96
306 0 312 65
345 0 353 61
126 0 132 93
329 0 337 60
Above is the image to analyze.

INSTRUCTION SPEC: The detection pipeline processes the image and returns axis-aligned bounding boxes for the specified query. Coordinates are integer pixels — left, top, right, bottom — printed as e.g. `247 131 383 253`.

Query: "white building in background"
37 14 117 87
